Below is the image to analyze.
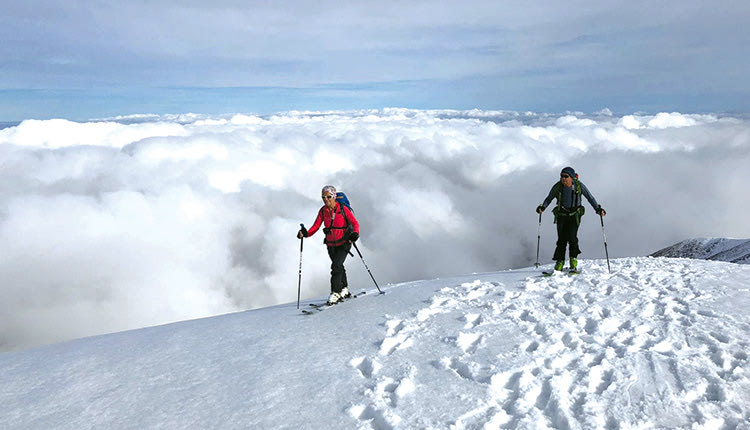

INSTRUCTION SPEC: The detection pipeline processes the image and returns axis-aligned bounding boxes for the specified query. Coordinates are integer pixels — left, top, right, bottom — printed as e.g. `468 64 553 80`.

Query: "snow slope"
652 238 750 264
1 257 749 429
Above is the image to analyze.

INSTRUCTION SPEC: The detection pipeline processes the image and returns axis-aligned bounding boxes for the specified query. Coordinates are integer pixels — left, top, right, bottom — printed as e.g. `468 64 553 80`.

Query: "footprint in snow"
379 332 413 356
385 319 405 336
456 332 483 354
444 357 475 381
462 313 483 329
350 356 381 379
348 404 394 430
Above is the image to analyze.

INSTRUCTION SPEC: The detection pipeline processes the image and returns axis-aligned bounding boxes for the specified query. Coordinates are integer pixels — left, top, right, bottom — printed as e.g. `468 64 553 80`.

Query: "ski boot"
327 292 342 305
554 260 565 271
340 286 351 299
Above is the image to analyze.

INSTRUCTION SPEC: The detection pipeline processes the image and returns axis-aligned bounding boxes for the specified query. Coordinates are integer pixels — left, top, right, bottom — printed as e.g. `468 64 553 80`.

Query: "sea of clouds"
1 108 749 351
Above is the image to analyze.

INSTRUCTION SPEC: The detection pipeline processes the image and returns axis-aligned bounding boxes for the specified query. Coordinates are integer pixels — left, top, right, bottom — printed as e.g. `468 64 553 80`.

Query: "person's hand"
596 206 606 216
297 226 308 239
349 232 359 242
536 205 545 214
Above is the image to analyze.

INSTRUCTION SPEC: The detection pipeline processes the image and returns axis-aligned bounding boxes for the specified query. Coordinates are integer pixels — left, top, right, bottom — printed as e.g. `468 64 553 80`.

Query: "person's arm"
537 184 557 212
580 182 599 210
343 206 359 234
581 182 605 215
343 206 360 241
304 208 324 237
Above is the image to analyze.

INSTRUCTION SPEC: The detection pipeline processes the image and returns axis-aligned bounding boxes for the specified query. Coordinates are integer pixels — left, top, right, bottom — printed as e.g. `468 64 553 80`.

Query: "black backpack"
551 179 585 225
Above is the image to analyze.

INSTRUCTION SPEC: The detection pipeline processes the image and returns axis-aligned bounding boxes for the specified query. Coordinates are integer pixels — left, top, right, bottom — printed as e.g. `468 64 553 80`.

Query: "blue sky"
2 0 749 121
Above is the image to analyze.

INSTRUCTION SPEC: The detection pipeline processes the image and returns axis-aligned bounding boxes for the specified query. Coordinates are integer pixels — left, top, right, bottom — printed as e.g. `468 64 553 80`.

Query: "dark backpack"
551 179 585 225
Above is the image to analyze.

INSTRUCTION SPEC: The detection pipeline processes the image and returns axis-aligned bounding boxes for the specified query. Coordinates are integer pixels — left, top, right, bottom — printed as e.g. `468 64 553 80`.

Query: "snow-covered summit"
651 238 750 264
1 257 749 429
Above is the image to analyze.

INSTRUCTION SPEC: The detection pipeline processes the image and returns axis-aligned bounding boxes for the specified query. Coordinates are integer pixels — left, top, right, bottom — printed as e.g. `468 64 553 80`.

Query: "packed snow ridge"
652 238 750 264
1 257 749 429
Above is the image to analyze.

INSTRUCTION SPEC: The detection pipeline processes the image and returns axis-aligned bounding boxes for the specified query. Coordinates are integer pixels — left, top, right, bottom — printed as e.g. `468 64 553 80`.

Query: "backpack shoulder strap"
340 202 351 228
326 203 351 230
553 182 563 211
574 179 582 207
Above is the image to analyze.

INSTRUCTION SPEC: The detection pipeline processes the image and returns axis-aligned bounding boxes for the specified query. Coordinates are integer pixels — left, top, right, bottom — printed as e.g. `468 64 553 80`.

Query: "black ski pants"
327 243 351 294
553 215 581 261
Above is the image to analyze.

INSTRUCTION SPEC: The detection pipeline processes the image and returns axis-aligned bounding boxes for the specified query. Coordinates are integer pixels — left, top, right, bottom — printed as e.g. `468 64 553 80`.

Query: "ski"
302 295 361 314
542 269 580 277
301 291 366 315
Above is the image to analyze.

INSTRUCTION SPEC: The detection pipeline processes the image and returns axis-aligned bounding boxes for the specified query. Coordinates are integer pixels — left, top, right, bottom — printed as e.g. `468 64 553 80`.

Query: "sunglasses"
322 195 335 200
560 174 570 179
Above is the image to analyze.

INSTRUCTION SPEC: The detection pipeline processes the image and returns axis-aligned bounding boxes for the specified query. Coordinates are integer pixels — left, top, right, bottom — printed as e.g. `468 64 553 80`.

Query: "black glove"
297 226 308 239
536 205 545 214
596 206 606 216
349 232 359 242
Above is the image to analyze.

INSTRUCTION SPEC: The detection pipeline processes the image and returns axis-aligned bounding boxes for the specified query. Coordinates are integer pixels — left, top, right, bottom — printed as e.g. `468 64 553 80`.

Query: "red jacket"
306 204 359 247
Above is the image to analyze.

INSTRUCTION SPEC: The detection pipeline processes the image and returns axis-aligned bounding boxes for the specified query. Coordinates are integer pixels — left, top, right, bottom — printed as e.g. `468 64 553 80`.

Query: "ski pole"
297 223 305 309
535 212 542 267
352 242 383 294
599 212 611 273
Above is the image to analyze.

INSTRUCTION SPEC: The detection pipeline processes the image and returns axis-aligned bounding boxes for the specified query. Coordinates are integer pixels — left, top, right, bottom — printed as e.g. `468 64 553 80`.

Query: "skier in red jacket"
298 185 360 305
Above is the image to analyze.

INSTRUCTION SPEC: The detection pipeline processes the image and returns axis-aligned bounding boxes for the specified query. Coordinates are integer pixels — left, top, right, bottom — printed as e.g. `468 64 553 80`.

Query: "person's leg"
567 219 581 259
340 243 351 297
553 220 567 263
328 244 350 294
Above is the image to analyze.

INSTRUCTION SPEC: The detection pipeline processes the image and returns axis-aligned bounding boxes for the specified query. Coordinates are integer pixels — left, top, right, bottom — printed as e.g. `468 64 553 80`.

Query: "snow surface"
2 257 750 429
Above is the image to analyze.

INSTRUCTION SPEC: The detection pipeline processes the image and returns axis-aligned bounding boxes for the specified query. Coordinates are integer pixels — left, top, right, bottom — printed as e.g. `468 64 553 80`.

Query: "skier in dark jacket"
298 185 360 304
536 167 605 272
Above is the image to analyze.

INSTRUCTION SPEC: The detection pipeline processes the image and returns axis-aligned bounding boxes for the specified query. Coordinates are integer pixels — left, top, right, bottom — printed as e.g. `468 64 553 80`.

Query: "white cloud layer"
1 109 749 351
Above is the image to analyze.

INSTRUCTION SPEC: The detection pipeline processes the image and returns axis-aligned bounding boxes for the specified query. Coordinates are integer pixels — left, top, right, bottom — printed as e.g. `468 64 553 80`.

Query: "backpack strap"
327 203 351 230
323 203 353 246
341 202 351 229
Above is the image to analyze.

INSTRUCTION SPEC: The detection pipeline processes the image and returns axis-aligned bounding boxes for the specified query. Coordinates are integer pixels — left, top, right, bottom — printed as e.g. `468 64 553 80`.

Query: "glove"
596 206 606 216
536 205 545 214
349 232 359 242
297 226 308 239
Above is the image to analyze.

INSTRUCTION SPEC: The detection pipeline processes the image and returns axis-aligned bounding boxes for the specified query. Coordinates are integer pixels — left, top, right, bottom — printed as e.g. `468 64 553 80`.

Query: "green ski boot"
569 258 579 274
554 260 564 271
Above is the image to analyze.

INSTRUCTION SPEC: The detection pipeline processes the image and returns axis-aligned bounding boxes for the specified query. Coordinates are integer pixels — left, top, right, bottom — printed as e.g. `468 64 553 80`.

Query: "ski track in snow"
347 258 750 429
